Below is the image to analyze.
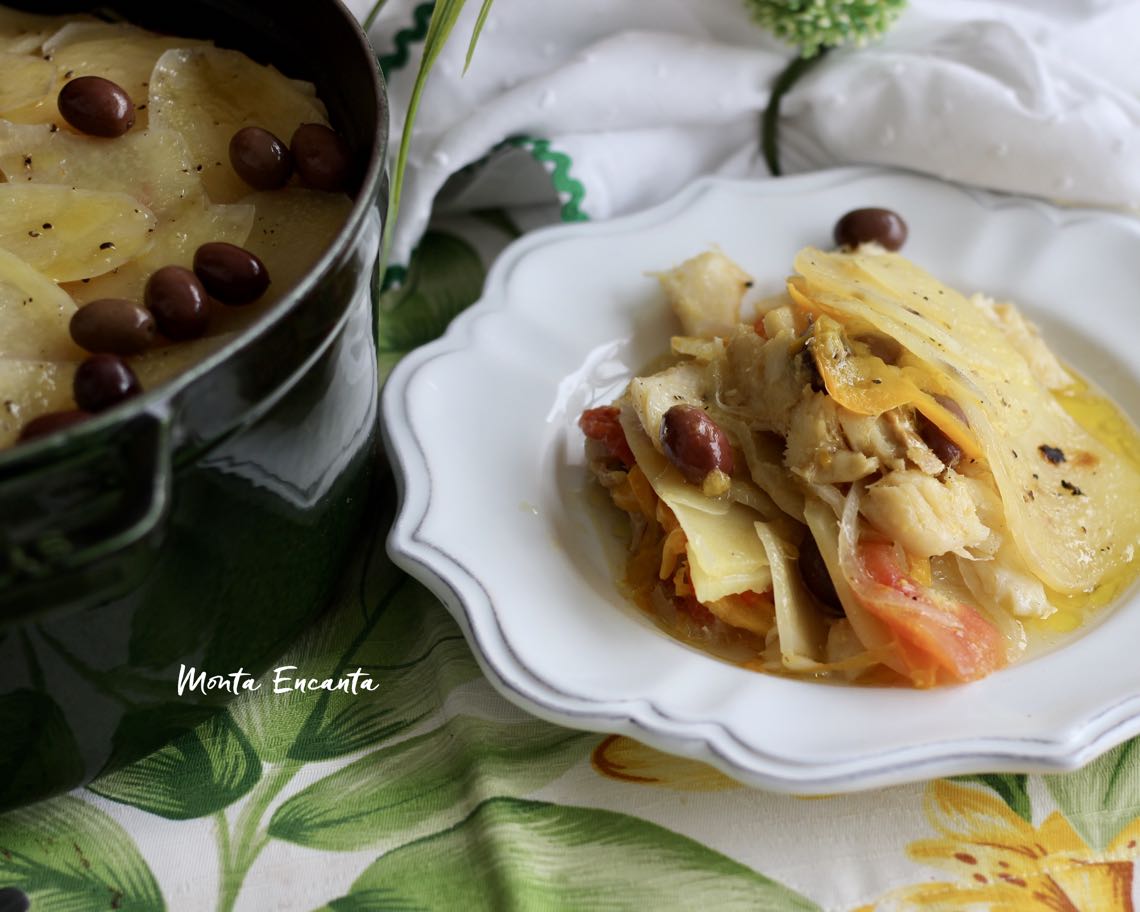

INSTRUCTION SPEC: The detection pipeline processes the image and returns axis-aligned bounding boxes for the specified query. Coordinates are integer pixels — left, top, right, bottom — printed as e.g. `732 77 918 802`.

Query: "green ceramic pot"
0 0 387 810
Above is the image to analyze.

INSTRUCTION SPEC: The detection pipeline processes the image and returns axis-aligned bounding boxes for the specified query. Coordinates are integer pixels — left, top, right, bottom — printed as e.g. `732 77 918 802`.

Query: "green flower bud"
744 0 907 58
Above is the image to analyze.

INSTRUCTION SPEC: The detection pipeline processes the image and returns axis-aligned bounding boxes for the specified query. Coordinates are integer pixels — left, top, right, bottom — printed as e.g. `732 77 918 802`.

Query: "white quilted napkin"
347 0 1140 266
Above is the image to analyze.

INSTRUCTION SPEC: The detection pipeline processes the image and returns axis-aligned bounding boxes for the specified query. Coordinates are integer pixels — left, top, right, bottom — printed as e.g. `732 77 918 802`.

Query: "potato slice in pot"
0 184 156 283
0 359 78 449
0 54 58 122
0 248 83 361
44 26 210 131
0 122 202 216
208 188 351 333
149 47 328 203
64 197 254 306
0 9 85 54
129 332 236 389
41 20 150 53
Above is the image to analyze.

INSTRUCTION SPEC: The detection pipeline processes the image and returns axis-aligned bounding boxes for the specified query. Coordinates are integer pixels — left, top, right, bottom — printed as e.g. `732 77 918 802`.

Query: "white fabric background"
345 0 1140 264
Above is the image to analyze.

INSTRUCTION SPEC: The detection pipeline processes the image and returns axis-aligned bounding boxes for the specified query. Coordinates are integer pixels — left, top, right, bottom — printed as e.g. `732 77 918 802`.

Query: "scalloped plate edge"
381 166 1140 793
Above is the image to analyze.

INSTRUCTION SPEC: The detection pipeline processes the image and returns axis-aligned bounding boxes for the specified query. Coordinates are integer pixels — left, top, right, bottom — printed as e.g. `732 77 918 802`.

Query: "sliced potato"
288 76 319 99
64 197 254 305
149 47 328 203
0 52 60 125
0 53 58 120
0 183 156 283
0 359 78 449
129 333 235 389
41 20 149 53
206 188 351 334
0 121 202 215
0 247 83 361
794 247 1140 594
0 9 85 54
49 31 211 131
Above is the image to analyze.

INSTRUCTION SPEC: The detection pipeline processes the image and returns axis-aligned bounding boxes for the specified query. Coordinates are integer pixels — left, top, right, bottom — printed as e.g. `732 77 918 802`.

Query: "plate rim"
381 165 1140 793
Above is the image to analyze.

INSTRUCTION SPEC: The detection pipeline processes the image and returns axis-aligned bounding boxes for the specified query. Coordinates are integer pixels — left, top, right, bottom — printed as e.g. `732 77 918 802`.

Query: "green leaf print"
0 795 163 912
0 690 84 811
88 712 261 820
268 715 594 851
97 703 220 780
951 773 1031 823
229 571 479 764
225 505 401 763
290 583 479 762
228 494 478 765
127 534 222 669
65 502 484 912
1045 737 1140 851
322 797 821 912
378 230 485 381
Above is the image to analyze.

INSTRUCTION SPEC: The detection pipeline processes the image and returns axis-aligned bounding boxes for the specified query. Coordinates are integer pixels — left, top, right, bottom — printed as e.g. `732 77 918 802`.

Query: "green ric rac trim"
377 0 435 77
507 136 589 223
381 264 408 292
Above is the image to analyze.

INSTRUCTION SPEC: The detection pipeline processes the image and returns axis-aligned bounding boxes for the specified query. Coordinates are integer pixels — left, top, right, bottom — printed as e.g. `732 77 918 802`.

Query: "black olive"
57 76 135 137
660 405 734 485
834 207 908 251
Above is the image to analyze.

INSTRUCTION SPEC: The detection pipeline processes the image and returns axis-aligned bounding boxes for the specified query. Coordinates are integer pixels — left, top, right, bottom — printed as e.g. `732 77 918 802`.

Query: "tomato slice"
579 406 635 467
855 542 1005 686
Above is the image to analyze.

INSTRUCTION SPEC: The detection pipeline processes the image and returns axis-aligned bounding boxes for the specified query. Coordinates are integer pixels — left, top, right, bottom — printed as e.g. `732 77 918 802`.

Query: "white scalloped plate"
382 167 1140 793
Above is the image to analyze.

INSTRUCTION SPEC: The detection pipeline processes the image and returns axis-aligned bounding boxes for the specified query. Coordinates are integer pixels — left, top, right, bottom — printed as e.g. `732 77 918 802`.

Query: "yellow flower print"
591 735 742 791
863 780 1139 911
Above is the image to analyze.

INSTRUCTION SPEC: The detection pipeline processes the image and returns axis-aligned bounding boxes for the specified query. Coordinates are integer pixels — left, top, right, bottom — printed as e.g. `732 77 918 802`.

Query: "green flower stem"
761 48 829 177
214 810 231 899
363 0 390 32
216 761 302 912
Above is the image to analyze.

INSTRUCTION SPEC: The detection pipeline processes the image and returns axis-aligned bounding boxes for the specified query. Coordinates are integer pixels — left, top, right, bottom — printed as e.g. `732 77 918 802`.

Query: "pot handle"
0 411 173 619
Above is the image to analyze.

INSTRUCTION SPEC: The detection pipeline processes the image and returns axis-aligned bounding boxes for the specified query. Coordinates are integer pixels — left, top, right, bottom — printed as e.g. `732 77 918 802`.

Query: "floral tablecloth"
2 466 1139 911
3 1 1140 909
